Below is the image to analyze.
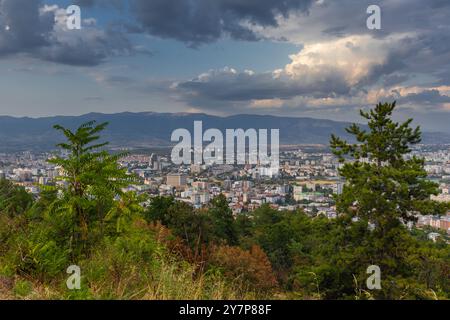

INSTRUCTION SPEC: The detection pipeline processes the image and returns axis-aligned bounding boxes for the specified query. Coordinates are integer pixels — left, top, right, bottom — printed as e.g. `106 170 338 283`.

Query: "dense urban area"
1 144 449 242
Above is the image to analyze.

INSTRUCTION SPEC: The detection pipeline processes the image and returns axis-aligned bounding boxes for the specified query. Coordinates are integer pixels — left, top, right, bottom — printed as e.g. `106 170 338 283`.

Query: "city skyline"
0 0 450 133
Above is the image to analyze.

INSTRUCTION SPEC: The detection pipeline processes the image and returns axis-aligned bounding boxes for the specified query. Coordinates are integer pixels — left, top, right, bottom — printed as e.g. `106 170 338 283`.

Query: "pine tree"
330 101 448 298
331 101 446 228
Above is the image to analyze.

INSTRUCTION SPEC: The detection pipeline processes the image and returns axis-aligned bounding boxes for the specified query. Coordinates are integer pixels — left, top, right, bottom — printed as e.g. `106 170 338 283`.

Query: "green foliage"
235 212 253 240
13 280 32 298
331 102 447 224
0 111 448 300
48 121 133 256
0 179 33 217
78 221 161 299
145 195 238 249
105 192 146 234
328 101 450 299
144 195 175 224
208 194 238 245
66 221 258 300
250 205 295 272
28 186 58 219
0 121 266 300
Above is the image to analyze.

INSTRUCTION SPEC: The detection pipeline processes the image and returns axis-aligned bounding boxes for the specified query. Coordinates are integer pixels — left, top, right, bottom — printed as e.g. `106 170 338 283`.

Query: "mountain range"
0 112 449 152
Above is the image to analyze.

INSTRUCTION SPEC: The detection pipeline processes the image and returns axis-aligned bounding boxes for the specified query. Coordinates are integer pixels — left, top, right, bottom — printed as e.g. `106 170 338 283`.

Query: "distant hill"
0 112 448 152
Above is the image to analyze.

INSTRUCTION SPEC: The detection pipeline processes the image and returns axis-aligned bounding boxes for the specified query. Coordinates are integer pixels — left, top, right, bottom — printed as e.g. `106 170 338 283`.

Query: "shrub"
209 244 278 293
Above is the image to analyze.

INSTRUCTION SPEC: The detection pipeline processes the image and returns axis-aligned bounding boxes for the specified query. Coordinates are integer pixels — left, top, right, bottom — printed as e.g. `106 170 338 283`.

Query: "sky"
0 0 449 132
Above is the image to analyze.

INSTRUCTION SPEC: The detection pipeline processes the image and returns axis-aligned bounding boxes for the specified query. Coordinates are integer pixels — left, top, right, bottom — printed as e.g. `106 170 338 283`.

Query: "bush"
209 244 278 293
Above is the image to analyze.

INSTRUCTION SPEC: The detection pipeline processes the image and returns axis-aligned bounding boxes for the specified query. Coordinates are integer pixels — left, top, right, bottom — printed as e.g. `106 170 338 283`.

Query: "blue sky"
0 0 450 133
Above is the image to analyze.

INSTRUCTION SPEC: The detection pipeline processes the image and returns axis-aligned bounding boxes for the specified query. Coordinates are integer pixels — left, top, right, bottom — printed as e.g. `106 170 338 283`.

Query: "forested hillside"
0 103 448 300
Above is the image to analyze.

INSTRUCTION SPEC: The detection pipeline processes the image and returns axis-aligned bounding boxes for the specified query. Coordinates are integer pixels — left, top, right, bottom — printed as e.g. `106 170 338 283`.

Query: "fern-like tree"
330 101 448 298
48 121 131 255
0 179 33 217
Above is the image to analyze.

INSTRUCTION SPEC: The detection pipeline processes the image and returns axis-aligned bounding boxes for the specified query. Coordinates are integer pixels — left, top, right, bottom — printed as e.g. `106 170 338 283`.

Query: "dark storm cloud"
1 0 449 119
311 0 450 83
73 0 95 6
368 32 450 87
380 74 411 87
335 30 450 90
313 0 450 39
37 25 134 66
397 33 450 72
73 0 124 9
435 71 450 86
0 0 133 66
307 0 450 86
174 67 350 110
0 0 54 55
400 90 450 105
171 0 450 113
128 0 314 46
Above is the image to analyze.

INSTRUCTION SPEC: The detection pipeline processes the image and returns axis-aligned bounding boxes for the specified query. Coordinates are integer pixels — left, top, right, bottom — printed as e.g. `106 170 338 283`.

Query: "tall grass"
0 218 264 300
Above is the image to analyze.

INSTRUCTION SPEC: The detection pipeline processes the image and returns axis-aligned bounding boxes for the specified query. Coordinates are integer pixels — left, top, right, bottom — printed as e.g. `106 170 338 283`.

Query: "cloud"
73 0 96 6
0 0 54 55
1 0 449 126
258 0 450 83
91 72 136 87
258 0 450 42
399 89 450 106
172 34 400 112
128 0 314 46
0 0 133 66
73 0 124 10
163 0 450 117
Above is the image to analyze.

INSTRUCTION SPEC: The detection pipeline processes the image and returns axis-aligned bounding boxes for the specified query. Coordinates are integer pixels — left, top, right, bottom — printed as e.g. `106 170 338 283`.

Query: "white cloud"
286 35 388 84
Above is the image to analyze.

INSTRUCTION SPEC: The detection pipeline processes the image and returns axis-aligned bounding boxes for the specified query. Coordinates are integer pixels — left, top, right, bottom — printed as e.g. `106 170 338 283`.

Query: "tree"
28 186 58 220
331 102 446 223
208 194 238 245
235 212 253 241
250 205 294 275
330 101 448 298
105 191 146 234
48 121 132 254
144 195 175 224
209 244 278 292
0 179 33 217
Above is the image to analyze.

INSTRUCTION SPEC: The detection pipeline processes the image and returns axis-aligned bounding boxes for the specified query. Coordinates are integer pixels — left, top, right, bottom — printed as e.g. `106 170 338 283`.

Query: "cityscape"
2 142 449 240
0 0 449 306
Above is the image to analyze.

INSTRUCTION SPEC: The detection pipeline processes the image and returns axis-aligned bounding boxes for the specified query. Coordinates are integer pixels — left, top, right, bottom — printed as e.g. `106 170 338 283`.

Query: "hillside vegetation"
0 103 448 300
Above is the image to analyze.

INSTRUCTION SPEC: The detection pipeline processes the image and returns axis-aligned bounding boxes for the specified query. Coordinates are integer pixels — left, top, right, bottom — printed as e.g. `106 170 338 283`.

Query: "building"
166 174 187 188
192 181 209 190
13 168 32 181
431 193 450 202
336 182 344 195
